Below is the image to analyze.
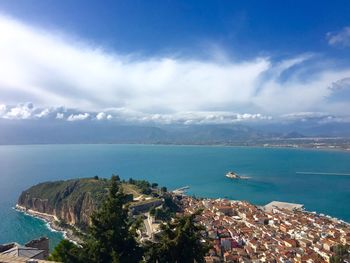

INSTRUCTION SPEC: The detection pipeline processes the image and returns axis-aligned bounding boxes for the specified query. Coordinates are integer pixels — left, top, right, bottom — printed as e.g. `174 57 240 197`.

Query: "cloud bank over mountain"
0 103 273 124
1 14 350 124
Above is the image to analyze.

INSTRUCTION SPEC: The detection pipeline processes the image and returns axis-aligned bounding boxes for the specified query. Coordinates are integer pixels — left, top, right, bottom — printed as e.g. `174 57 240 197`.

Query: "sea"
1 144 350 249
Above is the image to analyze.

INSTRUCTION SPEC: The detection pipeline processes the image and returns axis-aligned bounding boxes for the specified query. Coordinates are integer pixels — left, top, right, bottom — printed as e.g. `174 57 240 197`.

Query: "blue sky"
0 0 350 124
1 0 350 58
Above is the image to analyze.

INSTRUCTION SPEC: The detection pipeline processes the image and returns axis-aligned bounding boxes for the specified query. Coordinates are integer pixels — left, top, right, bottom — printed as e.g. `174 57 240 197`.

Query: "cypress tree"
145 211 210 263
49 239 82 263
83 175 143 263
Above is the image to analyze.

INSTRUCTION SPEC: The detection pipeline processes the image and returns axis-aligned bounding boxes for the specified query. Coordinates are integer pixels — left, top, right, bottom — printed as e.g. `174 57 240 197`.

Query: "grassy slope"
21 178 148 209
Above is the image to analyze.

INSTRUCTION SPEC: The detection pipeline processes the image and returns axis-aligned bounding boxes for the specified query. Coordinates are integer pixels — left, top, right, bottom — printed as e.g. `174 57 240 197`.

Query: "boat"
225 171 240 179
225 171 250 180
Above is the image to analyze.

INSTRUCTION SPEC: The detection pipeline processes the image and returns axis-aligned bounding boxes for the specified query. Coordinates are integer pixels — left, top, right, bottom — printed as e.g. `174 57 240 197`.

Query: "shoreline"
15 205 81 245
180 189 350 225
16 194 350 243
189 196 350 226
0 142 349 154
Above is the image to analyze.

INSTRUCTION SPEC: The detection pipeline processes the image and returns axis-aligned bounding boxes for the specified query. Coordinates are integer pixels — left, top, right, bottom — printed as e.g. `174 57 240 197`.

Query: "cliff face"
17 178 110 228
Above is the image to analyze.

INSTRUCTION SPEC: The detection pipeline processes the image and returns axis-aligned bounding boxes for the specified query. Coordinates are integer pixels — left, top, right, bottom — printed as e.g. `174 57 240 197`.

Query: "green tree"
331 245 350 263
128 178 135 184
149 206 156 216
112 174 120 182
50 176 211 263
83 175 143 263
49 239 82 263
144 211 210 263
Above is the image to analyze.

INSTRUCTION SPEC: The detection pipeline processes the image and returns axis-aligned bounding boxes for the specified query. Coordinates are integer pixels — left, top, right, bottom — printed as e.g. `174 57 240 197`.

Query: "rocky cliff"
17 178 110 228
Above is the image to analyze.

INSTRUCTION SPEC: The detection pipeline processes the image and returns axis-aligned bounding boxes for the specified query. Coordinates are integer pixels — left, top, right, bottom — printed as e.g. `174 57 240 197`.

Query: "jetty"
263 201 304 213
172 186 190 195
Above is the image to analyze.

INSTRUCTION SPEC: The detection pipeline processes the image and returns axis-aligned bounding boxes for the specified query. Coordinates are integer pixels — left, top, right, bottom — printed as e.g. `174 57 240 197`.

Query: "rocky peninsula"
17 178 110 227
16 177 164 242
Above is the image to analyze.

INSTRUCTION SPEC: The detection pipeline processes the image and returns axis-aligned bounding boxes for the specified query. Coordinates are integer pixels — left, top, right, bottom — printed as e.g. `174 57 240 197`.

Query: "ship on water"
225 171 240 179
225 171 250 180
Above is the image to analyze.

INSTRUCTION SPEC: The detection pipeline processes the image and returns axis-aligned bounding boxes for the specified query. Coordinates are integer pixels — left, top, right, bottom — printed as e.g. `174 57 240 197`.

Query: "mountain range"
1 119 350 145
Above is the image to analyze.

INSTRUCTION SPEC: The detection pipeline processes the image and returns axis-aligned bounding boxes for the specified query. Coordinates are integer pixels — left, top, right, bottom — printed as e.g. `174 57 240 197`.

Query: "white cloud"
0 15 350 120
0 103 272 124
96 112 113 121
2 103 350 124
67 113 90 121
281 112 332 121
0 104 7 116
56 112 64 119
327 27 350 47
96 112 113 120
96 112 106 120
236 113 271 121
134 111 272 125
35 108 50 118
0 103 65 120
2 103 34 119
329 77 350 90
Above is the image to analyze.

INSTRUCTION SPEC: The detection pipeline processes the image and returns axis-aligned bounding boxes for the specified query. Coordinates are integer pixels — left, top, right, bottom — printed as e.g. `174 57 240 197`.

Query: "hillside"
17 177 154 228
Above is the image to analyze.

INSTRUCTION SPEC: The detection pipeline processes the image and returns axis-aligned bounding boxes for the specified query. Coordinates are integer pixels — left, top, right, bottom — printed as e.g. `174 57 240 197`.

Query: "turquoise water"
1 144 350 249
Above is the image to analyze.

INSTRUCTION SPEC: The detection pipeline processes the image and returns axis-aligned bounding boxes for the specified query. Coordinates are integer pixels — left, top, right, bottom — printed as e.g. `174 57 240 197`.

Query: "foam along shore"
262 201 350 225
15 205 80 245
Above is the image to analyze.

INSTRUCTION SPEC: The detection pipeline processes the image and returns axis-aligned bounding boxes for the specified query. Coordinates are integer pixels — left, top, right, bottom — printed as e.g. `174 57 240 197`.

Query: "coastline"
15 205 81 245
0 142 349 154
16 194 350 244
180 187 350 225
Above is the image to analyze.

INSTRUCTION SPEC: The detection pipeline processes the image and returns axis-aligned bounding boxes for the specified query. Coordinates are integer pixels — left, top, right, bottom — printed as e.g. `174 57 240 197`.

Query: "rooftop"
0 254 57 263
1 245 44 259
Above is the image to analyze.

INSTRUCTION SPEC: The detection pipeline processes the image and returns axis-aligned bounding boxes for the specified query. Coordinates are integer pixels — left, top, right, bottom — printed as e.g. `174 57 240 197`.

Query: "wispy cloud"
329 77 350 91
67 113 90 122
0 14 350 121
327 26 350 47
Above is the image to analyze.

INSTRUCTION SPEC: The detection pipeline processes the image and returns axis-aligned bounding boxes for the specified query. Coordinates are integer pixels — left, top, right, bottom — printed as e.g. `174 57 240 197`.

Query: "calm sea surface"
1 144 350 249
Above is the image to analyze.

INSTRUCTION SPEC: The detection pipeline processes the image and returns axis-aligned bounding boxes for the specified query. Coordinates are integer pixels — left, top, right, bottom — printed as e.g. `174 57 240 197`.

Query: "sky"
0 0 350 125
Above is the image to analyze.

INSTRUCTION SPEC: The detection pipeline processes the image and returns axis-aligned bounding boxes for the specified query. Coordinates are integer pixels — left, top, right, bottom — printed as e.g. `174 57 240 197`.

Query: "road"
143 213 154 238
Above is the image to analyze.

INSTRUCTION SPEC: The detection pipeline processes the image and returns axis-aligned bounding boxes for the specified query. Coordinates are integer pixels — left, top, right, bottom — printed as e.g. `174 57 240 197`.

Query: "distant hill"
1 119 350 145
0 119 274 145
0 120 169 144
281 131 305 139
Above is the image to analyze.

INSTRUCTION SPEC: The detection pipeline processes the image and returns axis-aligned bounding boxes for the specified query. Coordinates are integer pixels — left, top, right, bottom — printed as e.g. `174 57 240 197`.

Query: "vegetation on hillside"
18 175 163 229
48 239 82 263
49 176 209 263
330 245 350 263
83 175 143 263
144 211 210 262
20 178 110 209
150 195 181 222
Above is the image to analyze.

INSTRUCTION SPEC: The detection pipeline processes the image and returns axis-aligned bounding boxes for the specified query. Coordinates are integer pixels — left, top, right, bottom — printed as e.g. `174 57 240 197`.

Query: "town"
178 195 350 262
